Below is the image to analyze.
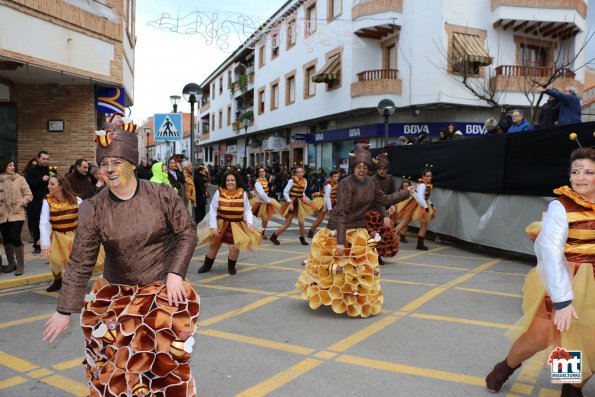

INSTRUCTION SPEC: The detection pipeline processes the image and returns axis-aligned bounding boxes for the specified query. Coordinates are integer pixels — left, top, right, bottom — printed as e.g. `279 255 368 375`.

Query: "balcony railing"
352 0 403 19
494 65 575 79
357 69 399 81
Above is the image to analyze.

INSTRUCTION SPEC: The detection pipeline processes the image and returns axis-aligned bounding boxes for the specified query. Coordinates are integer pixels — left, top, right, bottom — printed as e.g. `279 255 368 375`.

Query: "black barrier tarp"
385 122 595 196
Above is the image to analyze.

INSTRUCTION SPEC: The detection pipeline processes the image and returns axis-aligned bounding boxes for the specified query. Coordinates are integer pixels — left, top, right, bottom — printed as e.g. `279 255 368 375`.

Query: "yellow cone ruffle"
296 228 383 318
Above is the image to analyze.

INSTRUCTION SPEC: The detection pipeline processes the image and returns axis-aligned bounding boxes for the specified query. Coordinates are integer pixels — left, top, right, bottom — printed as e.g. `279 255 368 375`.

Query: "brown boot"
2 244 16 273
269 233 280 245
227 258 237 275
14 245 25 276
261 231 268 240
198 256 215 273
416 236 428 251
307 229 314 239
485 358 520 392
46 275 62 292
561 384 584 397
399 234 408 243
299 236 309 246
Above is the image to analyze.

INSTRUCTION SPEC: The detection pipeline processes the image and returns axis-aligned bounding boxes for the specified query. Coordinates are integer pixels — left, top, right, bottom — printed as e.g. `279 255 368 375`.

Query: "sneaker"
32 247 41 255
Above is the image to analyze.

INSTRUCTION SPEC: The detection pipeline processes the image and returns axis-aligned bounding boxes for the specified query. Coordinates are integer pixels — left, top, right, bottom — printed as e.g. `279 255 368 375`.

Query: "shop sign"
268 137 285 150
292 134 306 143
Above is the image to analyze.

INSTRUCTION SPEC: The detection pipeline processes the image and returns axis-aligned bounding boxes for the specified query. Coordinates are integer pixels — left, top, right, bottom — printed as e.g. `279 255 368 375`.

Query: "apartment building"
0 0 136 172
197 0 587 171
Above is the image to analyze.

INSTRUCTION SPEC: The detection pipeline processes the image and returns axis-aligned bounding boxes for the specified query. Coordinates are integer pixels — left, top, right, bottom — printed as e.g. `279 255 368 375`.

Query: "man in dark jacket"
536 86 581 125
25 150 50 254
136 159 152 180
193 166 209 223
66 158 93 200
537 95 560 129
498 106 513 133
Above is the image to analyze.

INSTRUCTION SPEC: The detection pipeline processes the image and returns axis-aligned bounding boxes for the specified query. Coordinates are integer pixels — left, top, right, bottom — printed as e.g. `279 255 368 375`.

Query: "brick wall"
15 83 97 173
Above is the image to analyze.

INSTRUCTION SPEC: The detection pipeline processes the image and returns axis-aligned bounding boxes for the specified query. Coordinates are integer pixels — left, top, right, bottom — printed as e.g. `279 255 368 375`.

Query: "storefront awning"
312 54 341 83
453 32 492 67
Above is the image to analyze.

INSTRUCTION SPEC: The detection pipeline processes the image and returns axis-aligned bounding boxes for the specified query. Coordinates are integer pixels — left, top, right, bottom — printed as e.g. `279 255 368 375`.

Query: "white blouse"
40 197 83 249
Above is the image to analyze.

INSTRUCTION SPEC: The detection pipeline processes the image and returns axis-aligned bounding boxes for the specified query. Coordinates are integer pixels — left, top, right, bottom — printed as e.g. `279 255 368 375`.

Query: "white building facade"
197 0 587 172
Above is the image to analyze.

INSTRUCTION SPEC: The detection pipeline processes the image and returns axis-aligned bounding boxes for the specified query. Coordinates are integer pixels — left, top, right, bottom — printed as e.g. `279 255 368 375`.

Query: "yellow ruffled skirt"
412 201 436 223
280 198 318 222
197 218 262 251
249 197 282 221
506 263 595 380
49 231 75 275
310 196 326 211
296 228 383 318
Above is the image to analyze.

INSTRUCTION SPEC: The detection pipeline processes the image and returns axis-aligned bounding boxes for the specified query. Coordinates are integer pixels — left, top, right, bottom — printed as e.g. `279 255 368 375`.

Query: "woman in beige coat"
0 157 33 275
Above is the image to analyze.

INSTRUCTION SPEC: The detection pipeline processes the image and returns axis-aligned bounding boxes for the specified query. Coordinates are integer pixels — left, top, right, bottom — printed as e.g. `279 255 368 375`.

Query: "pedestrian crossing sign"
154 113 183 141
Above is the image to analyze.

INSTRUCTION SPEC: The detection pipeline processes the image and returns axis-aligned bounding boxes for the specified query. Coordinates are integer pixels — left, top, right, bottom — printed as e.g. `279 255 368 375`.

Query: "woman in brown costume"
197 172 261 275
485 148 595 397
43 114 200 397
296 146 415 317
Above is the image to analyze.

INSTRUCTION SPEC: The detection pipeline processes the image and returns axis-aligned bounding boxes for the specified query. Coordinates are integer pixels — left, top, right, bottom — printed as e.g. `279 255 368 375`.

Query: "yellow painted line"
198 296 281 327
197 283 277 296
214 259 259 267
265 254 308 266
34 290 60 298
516 350 547 384
382 278 438 287
40 374 88 396
0 350 38 372
235 358 323 397
286 294 303 300
269 265 302 273
538 388 559 397
428 252 487 261
396 246 449 261
400 286 448 312
410 313 513 330
337 354 485 386
396 260 469 272
505 394 523 397
256 247 307 255
27 368 54 378
510 382 534 395
52 357 84 371
0 273 56 290
486 270 527 277
444 259 501 286
199 328 315 356
199 265 260 283
0 376 27 389
454 287 522 298
314 351 337 360
0 313 53 329
328 314 402 353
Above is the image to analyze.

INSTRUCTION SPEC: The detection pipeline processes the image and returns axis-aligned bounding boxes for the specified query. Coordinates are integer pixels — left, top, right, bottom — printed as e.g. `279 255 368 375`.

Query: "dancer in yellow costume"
486 148 595 397
296 144 414 317
40 175 82 292
249 167 281 239
198 172 262 275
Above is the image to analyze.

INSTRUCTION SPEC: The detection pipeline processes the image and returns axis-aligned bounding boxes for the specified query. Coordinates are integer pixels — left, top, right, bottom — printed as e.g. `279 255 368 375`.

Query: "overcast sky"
131 1 595 123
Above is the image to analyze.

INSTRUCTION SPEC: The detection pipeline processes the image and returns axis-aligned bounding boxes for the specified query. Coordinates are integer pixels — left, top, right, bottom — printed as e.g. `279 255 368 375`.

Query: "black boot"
378 257 384 266
299 236 309 246
485 358 520 392
262 231 268 240
399 234 408 243
46 278 62 292
269 233 280 245
561 384 584 397
228 258 237 275
307 229 314 239
416 236 428 251
198 256 215 273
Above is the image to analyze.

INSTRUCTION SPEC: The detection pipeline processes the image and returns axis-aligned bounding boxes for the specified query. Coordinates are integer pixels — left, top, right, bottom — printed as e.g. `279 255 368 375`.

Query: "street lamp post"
377 99 396 147
182 83 202 165
169 95 181 156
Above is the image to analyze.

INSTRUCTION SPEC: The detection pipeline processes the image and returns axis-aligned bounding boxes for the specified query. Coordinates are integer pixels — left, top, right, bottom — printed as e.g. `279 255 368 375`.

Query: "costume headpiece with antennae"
348 143 373 170
568 131 595 148
95 112 139 165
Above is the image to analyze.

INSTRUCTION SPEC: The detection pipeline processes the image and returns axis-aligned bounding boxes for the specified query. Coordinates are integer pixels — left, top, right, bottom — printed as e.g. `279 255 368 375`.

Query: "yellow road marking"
314 351 337 360
0 376 27 389
34 290 60 298
516 350 546 384
0 350 38 372
328 314 403 353
396 246 449 261
486 270 527 277
52 357 84 371
428 252 487 261
269 265 302 272
26 368 53 378
0 313 53 329
381 278 438 287
199 329 314 356
197 283 277 296
235 358 323 397
396 260 469 272
337 355 485 386
510 382 534 395
454 287 522 298
444 259 501 287
256 247 307 255
198 265 260 283
40 374 88 396
265 254 308 266
410 313 513 329
198 296 281 327
538 388 560 397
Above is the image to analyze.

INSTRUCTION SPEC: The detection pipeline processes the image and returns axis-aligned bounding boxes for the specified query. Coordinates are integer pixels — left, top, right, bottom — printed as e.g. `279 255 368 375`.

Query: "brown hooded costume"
57 114 200 397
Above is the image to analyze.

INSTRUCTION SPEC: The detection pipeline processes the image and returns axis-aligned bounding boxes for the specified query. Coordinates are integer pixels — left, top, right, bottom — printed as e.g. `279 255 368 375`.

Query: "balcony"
351 69 402 97
490 65 583 94
492 0 586 18
352 0 402 20
199 99 210 113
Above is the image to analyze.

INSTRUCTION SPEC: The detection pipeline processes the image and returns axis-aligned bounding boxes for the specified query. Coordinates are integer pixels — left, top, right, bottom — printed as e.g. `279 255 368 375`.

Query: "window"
271 31 280 59
218 109 223 129
286 18 297 50
211 83 215 99
226 105 231 126
271 80 279 110
228 70 232 88
520 44 549 67
126 0 135 38
304 61 316 99
259 45 266 68
328 0 342 20
446 24 491 77
211 114 215 130
219 77 223 95
305 2 317 36
258 87 266 115
286 71 296 105
381 36 399 70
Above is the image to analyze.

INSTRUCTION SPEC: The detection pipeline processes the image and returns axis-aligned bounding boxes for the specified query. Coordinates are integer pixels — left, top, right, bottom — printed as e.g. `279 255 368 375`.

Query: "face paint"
101 158 135 189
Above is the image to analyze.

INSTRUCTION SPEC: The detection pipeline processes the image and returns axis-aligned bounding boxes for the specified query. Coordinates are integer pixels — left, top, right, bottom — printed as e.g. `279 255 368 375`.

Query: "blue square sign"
154 113 183 141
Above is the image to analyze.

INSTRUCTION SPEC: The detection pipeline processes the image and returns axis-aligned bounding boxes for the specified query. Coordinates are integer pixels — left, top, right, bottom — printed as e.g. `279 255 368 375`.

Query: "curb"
0 272 54 290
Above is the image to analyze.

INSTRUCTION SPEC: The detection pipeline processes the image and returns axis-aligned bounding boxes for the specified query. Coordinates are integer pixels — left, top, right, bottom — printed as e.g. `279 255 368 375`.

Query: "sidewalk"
0 246 58 290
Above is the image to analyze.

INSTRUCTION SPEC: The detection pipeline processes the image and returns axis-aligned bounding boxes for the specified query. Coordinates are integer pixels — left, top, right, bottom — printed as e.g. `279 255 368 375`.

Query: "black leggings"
0 221 24 247
26 200 42 248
